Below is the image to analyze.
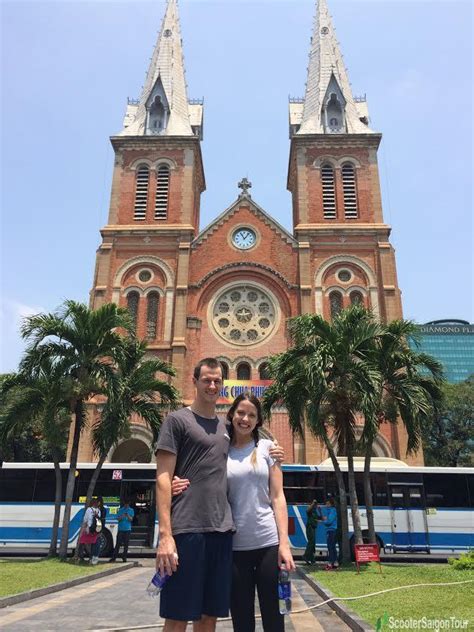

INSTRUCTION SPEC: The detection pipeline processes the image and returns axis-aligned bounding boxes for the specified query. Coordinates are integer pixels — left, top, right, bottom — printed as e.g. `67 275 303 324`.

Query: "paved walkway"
0 561 350 631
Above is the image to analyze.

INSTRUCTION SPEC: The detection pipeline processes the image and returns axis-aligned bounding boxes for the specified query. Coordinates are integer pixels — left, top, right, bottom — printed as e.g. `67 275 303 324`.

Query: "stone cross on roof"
238 177 252 197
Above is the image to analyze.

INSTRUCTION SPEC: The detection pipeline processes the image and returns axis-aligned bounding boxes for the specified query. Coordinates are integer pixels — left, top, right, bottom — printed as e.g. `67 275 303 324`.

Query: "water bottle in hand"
146 570 169 597
278 563 292 614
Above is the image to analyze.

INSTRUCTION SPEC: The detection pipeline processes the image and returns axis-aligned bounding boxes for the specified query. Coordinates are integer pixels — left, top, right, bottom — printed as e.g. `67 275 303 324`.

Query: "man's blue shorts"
159 531 233 621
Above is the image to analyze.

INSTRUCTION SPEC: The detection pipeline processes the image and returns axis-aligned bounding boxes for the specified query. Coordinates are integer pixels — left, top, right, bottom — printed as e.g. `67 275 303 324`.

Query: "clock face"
232 227 256 250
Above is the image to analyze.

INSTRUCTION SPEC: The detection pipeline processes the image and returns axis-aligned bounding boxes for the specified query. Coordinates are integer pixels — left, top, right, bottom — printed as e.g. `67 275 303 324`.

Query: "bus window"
282 470 324 504
424 473 470 508
33 469 68 502
0 469 36 502
371 472 389 506
468 475 474 508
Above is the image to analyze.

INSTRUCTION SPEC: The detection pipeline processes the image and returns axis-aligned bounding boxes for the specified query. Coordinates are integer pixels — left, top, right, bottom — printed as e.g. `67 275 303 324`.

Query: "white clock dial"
232 228 256 250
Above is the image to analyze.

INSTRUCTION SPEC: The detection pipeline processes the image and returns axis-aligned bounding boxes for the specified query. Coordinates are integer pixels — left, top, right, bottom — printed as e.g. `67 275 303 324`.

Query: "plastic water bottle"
146 570 169 597
278 564 292 615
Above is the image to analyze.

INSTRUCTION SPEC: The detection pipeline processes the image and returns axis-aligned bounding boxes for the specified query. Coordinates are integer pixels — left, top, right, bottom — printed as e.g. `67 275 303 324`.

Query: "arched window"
342 163 358 219
155 165 170 220
220 362 229 381
329 291 343 319
259 362 271 380
126 291 139 330
350 290 364 306
134 165 149 220
146 292 159 339
321 163 336 219
237 362 251 381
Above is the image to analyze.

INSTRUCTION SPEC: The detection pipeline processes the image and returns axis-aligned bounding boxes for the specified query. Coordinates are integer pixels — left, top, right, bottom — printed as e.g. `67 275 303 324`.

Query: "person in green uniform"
303 499 322 564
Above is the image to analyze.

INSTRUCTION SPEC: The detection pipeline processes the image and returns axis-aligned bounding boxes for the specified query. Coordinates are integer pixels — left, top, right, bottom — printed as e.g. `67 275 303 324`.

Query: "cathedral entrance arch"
110 438 152 463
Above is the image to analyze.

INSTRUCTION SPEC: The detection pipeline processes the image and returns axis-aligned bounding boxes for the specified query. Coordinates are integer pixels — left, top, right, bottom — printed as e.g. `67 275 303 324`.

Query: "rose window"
211 285 277 346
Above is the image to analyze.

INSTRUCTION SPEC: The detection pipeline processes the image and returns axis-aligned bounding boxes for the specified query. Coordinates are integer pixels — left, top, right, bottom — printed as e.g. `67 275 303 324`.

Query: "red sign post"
354 543 382 574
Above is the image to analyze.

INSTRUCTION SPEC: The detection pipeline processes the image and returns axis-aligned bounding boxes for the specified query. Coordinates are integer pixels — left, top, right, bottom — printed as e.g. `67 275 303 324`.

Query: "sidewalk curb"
0 562 140 609
296 567 374 631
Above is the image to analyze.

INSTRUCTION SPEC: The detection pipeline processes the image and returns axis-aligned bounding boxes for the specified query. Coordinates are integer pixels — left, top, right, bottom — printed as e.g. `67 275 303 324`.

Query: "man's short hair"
193 357 223 380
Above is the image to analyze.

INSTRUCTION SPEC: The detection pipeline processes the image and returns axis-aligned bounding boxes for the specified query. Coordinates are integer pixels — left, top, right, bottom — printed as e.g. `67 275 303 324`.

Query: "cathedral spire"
120 0 194 137
297 0 373 135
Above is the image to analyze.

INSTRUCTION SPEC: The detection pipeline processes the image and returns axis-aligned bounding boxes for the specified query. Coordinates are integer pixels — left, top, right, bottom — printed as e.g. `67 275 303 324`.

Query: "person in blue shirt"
109 498 134 562
320 497 338 570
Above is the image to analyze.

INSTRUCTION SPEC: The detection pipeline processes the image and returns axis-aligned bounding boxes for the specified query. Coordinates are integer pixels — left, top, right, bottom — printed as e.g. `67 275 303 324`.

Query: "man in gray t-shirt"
155 358 234 631
156 407 234 535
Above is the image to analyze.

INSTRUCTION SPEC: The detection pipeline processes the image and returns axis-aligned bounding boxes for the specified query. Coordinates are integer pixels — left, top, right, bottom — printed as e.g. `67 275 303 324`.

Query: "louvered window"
350 291 364 305
321 164 336 219
134 166 149 220
329 291 343 319
146 292 159 339
127 291 139 330
155 165 170 220
342 163 358 219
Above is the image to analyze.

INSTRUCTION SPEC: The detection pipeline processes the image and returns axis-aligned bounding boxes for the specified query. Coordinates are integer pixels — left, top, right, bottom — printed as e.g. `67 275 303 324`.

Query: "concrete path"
0 560 350 631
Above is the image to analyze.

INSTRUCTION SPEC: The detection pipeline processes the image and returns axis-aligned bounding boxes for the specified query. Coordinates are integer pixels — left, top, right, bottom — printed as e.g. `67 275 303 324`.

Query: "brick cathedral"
79 0 421 465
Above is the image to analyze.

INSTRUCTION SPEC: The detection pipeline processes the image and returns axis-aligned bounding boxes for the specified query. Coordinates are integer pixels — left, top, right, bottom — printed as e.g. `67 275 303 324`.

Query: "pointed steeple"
297 0 373 135
120 0 196 137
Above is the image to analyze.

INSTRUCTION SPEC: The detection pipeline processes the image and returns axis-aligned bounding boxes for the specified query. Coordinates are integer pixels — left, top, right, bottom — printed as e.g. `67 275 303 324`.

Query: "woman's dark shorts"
159 531 233 621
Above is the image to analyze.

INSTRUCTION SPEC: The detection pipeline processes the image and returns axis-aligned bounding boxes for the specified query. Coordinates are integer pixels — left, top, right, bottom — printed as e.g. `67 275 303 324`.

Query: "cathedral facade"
80 0 421 465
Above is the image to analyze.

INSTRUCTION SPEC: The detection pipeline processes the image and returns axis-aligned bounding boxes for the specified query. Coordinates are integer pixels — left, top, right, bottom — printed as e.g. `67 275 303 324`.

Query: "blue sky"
1 0 472 372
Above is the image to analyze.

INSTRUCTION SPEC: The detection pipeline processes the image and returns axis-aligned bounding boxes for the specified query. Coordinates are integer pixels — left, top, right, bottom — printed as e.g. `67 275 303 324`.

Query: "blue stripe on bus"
0 509 85 544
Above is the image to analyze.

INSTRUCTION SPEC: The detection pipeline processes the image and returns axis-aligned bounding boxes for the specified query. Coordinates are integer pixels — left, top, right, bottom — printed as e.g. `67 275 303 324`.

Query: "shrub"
448 550 474 570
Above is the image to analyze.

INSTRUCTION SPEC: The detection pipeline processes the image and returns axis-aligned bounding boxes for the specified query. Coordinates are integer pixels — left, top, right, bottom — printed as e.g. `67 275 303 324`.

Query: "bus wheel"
97 528 113 557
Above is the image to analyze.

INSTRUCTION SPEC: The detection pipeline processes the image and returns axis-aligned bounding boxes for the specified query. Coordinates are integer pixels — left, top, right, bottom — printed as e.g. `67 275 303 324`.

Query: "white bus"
0 462 158 556
285 458 474 555
0 459 472 556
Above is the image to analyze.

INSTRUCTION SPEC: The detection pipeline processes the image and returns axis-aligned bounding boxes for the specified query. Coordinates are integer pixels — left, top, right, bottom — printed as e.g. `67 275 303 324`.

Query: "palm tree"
263 305 384 560
20 300 133 558
360 320 444 543
0 362 71 555
262 346 353 562
83 339 180 508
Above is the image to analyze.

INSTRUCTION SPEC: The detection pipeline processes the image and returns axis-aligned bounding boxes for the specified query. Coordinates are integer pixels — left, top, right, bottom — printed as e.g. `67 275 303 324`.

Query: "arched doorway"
110 439 152 463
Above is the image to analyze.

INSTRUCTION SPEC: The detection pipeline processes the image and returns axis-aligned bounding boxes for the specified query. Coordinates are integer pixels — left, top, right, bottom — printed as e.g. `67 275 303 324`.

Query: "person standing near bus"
320 497 338 570
155 358 235 631
78 498 100 565
109 498 134 562
226 393 295 631
303 499 322 565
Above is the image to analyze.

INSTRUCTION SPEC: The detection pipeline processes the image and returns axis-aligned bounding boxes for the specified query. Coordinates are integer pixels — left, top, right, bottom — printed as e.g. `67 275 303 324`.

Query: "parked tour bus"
0 459 472 556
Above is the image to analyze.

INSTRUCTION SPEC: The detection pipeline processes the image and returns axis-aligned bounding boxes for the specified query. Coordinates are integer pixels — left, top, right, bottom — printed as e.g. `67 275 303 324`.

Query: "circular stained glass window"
138 269 152 282
211 285 278 346
337 269 352 283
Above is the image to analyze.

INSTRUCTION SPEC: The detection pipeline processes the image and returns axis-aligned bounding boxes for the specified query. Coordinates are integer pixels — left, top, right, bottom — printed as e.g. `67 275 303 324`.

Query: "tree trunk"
364 443 377 543
48 451 62 557
347 449 363 545
58 400 83 559
322 433 351 564
85 453 107 508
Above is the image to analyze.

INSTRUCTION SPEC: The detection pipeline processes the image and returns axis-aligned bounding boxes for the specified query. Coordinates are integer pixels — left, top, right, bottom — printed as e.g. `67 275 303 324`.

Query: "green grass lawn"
311 563 474 631
0 559 113 597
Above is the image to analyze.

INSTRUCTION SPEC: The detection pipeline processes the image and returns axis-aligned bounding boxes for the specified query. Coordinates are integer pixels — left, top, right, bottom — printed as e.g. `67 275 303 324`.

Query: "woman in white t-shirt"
172 393 295 631
226 392 295 631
